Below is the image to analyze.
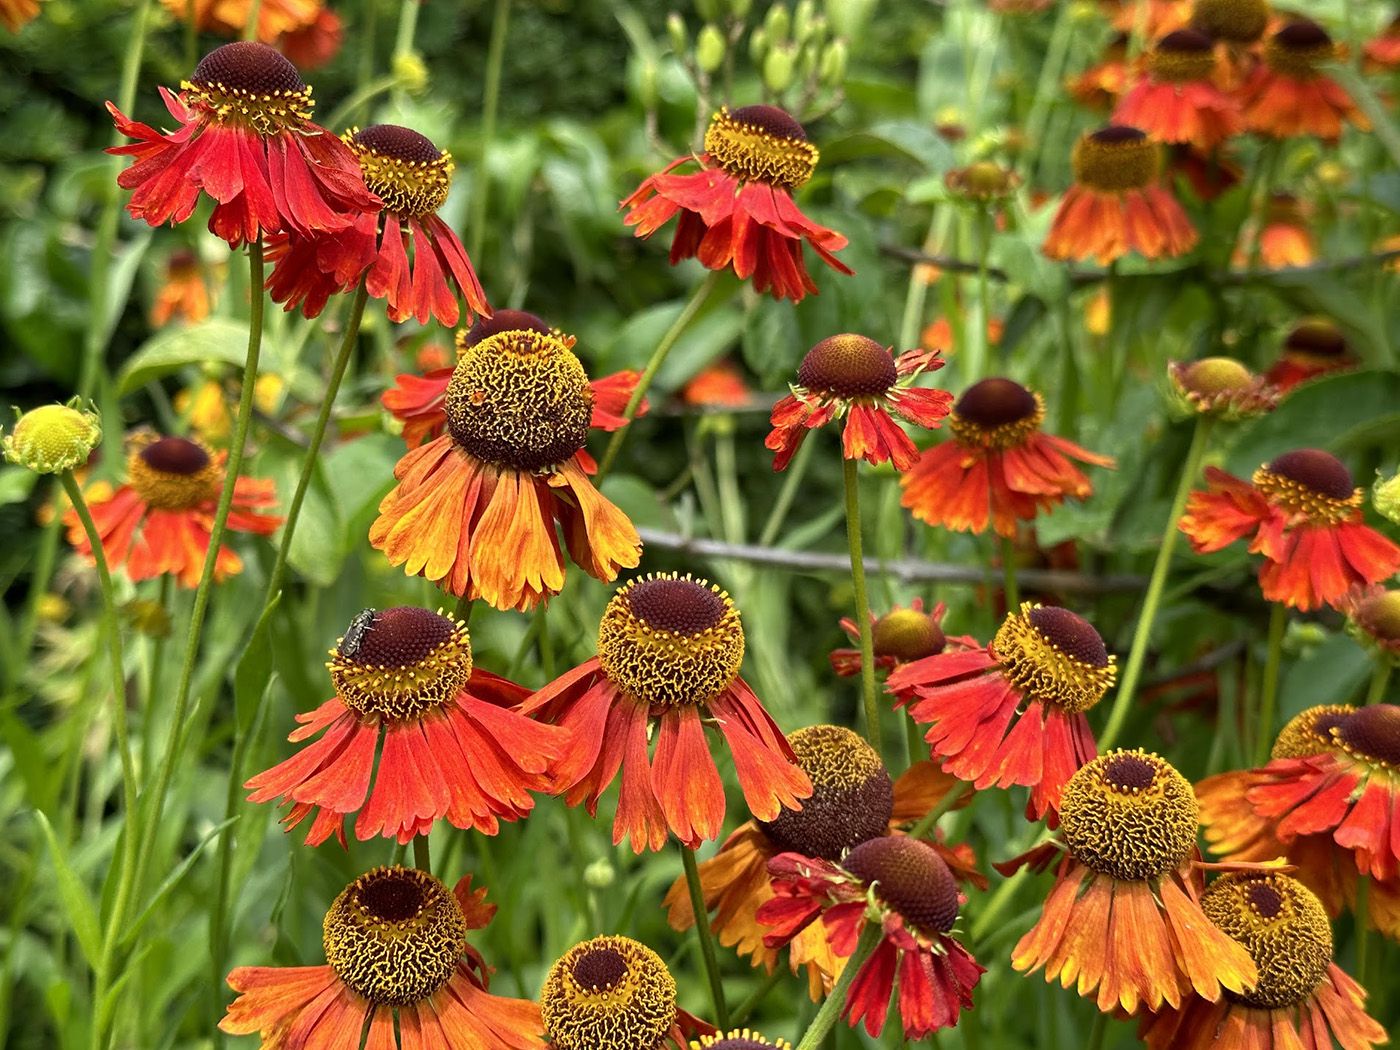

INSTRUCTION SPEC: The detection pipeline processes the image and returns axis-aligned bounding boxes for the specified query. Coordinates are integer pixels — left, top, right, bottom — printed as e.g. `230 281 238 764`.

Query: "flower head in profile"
943 161 1022 205
1235 192 1316 271
245 606 561 845
1239 20 1369 141
760 836 985 1039
370 326 643 610
622 105 852 302
830 598 957 680
541 936 696 1050
1179 449 1400 610
1113 29 1243 150
663 726 982 999
1067 34 1131 112
150 249 213 326
900 377 1115 538
1340 585 1400 661
266 123 489 327
1167 357 1278 420
221 866 543 1050
1365 12 1400 71
679 359 752 409
766 334 952 472
1 0 39 33
107 41 379 246
1044 125 1198 264
1265 319 1357 393
64 433 280 587
1138 873 1387 1050
1010 750 1259 1013
888 603 1115 818
521 573 812 852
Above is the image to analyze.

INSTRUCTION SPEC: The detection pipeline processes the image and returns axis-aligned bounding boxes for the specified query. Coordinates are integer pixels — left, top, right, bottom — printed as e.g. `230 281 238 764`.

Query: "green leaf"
0 710 58 813
819 120 953 172
33 810 102 969
0 465 39 507
118 818 236 949
115 318 257 395
235 596 280 734
1327 63 1400 173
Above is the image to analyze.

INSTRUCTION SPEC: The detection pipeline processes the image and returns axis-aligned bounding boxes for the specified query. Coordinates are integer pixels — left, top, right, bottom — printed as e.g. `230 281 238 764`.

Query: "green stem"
468 0 513 260
242 0 263 40
904 715 924 769
909 784 969 840
131 243 266 909
323 74 400 133
757 432 816 546
1054 295 1080 439
1022 1 1075 182
1085 1011 1108 1050
1355 876 1370 990
793 924 881 1050
681 845 730 1029
843 458 881 754
413 834 432 873
729 966 784 1027
12 506 62 692
261 281 368 606
597 271 723 477
140 575 173 782
1255 603 1286 766
1000 534 1019 613
1366 661 1392 705
1100 417 1214 751
967 207 993 383
971 867 1027 942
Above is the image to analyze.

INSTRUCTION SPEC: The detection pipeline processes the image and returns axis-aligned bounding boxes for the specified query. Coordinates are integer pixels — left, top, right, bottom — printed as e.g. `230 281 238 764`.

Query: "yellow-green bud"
763 44 798 93
1375 470 1400 525
666 12 688 56
729 0 753 18
3 401 101 475
764 3 791 44
583 858 616 889
391 52 428 95
794 0 817 41
749 26 769 62
696 24 726 73
636 57 659 109
123 598 172 639
696 0 722 20
819 38 847 86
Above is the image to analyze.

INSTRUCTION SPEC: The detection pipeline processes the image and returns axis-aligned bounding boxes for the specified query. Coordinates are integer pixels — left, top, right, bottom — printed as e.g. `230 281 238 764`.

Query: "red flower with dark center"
758 836 984 1039
622 105 852 302
1234 191 1317 271
1239 20 1369 141
64 433 281 587
1365 13 1400 71
766 334 953 471
107 41 379 247
265 123 490 327
1265 318 1358 392
1113 29 1244 150
1180 449 1400 610
900 377 1115 537
245 606 562 845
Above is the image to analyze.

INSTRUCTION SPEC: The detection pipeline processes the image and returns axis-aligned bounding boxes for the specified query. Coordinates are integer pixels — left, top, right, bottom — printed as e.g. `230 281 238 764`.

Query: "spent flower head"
4 401 101 475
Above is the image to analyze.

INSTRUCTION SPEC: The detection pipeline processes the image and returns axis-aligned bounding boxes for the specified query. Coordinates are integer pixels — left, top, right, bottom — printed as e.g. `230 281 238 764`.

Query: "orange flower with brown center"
1265 318 1358 392
1113 29 1244 150
1239 20 1369 141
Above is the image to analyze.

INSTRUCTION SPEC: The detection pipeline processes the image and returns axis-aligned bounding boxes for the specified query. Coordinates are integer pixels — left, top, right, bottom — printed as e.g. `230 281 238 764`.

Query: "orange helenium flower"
520 574 812 853
369 326 643 610
277 6 342 69
160 0 318 41
107 41 379 247
1234 191 1317 270
1265 319 1357 392
1179 449 1400 611
1113 29 1244 150
1105 0 1192 37
150 249 212 326
64 433 280 587
1044 125 1198 264
679 359 751 409
0 0 39 32
766 335 953 472
1068 35 1131 111
1365 14 1400 71
1239 20 1369 141
900 377 1115 538
245 606 561 846
220 866 543 1050
1010 750 1259 1013
888 603 1116 819
622 105 852 302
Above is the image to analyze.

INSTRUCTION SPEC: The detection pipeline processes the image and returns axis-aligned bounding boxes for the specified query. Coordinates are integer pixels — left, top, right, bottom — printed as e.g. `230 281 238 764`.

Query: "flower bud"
636 58 659 109
583 858 616 889
749 26 769 63
696 24 727 72
729 0 754 17
763 44 798 93
666 12 688 56
1375 470 1400 525
696 0 723 20
794 0 817 42
3 401 101 475
819 37 847 86
392 51 428 95
764 3 791 45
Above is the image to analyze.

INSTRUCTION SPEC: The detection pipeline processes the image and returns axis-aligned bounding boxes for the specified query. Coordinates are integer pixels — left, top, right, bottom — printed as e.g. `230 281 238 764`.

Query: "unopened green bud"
696 0 722 20
819 37 847 86
794 0 817 41
729 0 753 17
1375 470 1400 525
763 44 797 93
3 400 101 475
696 24 726 72
797 42 818 80
391 52 428 95
637 57 659 109
749 26 769 63
583 858 616 889
667 12 688 55
764 3 791 45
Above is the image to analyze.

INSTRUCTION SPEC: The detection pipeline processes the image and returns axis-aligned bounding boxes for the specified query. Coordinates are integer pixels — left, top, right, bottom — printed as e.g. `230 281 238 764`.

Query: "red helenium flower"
1239 20 1369 141
1113 29 1244 150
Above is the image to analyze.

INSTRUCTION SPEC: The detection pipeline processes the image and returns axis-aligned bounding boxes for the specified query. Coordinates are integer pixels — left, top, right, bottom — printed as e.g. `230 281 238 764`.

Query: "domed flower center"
1266 20 1335 78
1190 0 1269 42
1148 29 1217 82
950 377 1044 449
1284 320 1348 360
1181 357 1255 397
1059 750 1199 881
1072 126 1159 194
703 105 820 190
1269 450 1353 498
1254 449 1359 523
873 608 946 662
541 936 677 1050
795 334 897 399
344 124 453 217
990 603 1115 714
1264 192 1307 228
327 606 472 722
596 573 745 708
128 436 221 511
698 1032 791 1050
1201 873 1332 1010
946 161 1020 201
1357 591 1400 642
444 330 594 473
843 836 960 936
757 725 893 860
1333 705 1400 768
322 866 467 1007
459 309 553 354
1271 704 1355 759
184 41 313 134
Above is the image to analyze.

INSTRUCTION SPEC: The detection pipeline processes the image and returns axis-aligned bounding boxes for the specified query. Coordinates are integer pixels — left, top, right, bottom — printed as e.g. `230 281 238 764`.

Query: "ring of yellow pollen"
1200 872 1332 1009
693 1029 793 1050
1148 29 1218 83
873 607 946 662
1284 319 1349 364
703 105 819 190
795 334 897 401
949 377 1045 450
343 124 453 218
456 309 555 358
842 836 961 937
443 329 594 473
1354 590 1400 647
127 435 221 511
1059 750 1199 881
1190 0 1269 43
1271 704 1356 760
322 865 468 1006
541 935 677 1050
1265 20 1336 79
990 603 1116 714
1252 449 1360 525
327 606 472 723
757 725 893 860
596 573 744 708
1071 126 1159 194
1329 705 1400 771
183 41 313 135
